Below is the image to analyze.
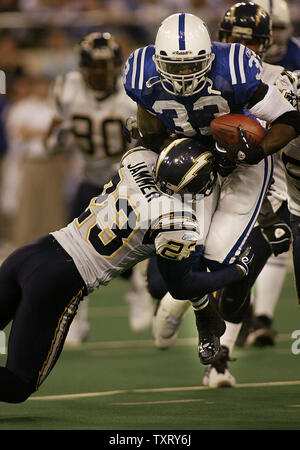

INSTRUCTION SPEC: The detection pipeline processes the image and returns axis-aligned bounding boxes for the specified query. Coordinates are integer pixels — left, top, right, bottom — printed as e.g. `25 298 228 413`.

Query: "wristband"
237 144 265 165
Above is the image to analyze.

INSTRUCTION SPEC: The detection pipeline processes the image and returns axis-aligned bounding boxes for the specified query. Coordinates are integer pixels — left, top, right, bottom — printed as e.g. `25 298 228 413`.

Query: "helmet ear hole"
154 138 216 197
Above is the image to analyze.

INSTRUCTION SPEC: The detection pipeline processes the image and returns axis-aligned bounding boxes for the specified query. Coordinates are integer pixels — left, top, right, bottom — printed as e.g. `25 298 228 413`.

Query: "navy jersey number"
72 115 127 156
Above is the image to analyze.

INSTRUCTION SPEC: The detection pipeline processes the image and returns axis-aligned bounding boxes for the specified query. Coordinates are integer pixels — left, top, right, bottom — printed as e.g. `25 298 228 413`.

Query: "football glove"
261 222 292 256
124 116 140 143
235 246 254 278
214 126 265 165
212 151 237 176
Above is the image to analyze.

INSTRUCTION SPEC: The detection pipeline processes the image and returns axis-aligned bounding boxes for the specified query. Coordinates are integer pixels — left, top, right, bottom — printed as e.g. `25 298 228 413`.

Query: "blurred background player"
251 0 300 70
45 32 153 344
1 76 66 251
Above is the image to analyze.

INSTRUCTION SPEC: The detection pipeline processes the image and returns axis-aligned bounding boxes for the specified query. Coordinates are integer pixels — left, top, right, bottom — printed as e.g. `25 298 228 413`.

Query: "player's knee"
0 368 35 403
6 382 35 404
7 387 34 403
147 257 168 300
218 290 251 324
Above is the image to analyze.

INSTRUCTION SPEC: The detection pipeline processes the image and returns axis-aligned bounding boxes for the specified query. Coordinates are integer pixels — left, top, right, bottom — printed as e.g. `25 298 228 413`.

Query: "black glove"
213 151 237 176
261 222 292 256
214 126 265 165
214 141 237 164
235 246 254 277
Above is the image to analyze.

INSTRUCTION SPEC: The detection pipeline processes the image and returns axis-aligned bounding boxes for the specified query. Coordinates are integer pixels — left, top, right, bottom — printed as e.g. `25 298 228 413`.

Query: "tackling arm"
156 248 252 301
244 82 300 163
137 104 174 153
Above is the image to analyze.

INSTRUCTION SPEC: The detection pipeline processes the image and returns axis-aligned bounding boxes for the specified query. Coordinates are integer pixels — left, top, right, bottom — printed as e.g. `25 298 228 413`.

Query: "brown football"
210 113 266 146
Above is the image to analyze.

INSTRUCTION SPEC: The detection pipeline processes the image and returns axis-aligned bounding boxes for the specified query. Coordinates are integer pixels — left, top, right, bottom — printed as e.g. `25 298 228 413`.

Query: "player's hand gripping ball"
211 114 266 165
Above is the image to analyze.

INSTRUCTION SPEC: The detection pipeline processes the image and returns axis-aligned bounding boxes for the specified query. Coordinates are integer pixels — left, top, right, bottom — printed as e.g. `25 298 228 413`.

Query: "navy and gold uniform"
0 147 247 403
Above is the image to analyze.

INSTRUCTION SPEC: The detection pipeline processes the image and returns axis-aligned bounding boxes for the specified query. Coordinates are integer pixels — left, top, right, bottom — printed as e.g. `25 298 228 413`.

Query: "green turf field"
0 269 300 431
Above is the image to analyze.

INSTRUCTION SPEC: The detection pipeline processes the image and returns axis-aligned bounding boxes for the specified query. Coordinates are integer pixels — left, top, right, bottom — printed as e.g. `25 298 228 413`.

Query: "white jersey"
53 71 137 186
260 62 298 210
52 148 201 291
282 136 300 216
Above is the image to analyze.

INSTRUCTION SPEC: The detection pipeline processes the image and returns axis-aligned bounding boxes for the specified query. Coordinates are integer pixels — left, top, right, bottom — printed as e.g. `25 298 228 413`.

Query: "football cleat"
198 335 221 365
246 314 277 347
152 293 190 349
194 296 226 364
202 345 236 388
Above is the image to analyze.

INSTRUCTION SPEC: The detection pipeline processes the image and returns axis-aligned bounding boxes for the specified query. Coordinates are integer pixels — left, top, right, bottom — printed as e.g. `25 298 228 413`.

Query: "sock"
254 252 288 319
220 321 243 355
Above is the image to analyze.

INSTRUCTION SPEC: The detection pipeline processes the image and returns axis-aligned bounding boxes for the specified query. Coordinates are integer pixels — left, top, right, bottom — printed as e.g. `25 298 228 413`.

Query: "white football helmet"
154 13 215 96
252 0 292 61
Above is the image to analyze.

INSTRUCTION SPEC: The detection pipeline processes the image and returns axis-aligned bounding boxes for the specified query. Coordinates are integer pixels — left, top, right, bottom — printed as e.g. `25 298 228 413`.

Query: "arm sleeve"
248 83 294 123
157 254 240 300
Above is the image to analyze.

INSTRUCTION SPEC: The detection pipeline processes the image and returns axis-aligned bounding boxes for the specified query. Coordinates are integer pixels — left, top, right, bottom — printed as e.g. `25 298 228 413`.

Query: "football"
210 114 266 147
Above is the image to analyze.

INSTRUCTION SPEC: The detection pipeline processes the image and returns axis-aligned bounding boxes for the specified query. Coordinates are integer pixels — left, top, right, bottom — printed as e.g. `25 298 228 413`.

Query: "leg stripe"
36 286 85 388
223 156 273 264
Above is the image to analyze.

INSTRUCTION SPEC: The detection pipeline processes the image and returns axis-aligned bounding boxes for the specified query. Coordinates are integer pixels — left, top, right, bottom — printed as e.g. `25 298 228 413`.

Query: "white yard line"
29 380 300 401
64 333 294 351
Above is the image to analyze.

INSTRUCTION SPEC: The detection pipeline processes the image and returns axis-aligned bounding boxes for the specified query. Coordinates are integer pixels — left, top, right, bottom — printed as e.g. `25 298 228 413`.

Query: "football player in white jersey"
46 32 154 342
0 139 255 403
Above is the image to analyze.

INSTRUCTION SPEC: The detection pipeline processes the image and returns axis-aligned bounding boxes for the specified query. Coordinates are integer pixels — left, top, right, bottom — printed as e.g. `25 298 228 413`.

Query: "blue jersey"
272 37 300 71
123 42 263 139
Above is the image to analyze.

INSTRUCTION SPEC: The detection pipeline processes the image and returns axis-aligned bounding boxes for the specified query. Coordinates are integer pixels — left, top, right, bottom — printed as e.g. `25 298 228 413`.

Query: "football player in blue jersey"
252 0 300 71
123 13 300 165
123 12 300 358
0 139 255 403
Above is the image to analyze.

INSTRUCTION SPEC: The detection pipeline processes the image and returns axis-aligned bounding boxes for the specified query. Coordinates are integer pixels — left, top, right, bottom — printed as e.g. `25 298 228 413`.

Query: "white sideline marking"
63 333 293 351
30 390 126 401
29 380 300 401
113 399 209 406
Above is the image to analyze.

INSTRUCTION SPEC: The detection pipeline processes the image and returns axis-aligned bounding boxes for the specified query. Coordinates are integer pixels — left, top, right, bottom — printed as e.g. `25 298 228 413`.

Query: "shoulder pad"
120 146 150 167
123 45 157 96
